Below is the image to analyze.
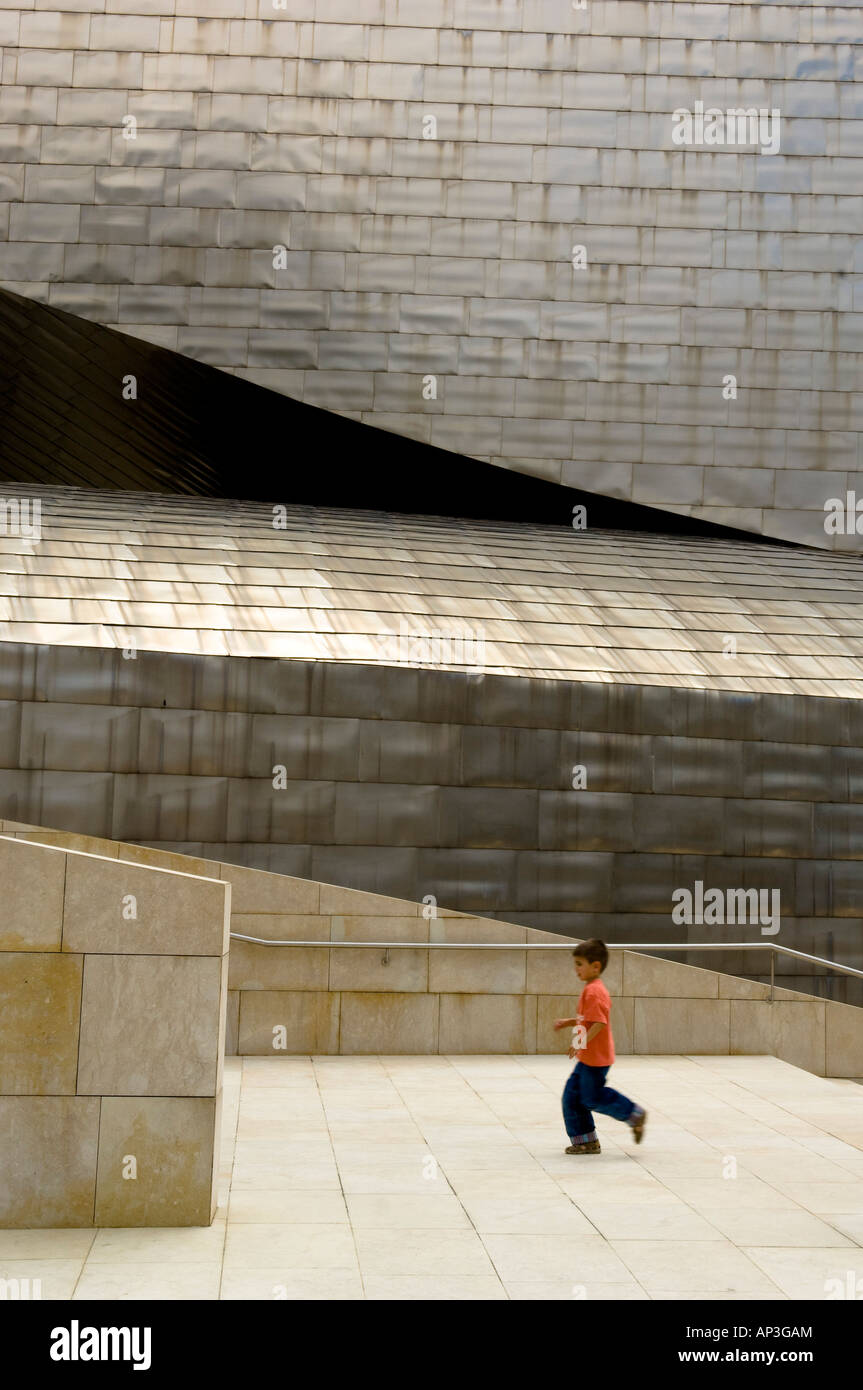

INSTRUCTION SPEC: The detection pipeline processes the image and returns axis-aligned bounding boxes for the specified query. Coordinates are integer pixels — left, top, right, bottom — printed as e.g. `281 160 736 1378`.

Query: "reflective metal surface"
0 636 861 999
0 485 862 693
0 486 861 1002
0 4 861 550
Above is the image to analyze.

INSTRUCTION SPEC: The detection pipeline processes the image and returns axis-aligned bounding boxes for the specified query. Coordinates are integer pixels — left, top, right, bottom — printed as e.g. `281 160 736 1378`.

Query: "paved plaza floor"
6 1054 863 1300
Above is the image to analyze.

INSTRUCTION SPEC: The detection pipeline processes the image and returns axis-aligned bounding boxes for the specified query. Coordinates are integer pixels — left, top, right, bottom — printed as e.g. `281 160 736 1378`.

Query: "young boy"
553 939 647 1154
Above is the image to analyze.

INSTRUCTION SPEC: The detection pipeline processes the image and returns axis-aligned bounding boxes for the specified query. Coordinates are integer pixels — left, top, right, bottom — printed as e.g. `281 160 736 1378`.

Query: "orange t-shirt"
575 979 615 1067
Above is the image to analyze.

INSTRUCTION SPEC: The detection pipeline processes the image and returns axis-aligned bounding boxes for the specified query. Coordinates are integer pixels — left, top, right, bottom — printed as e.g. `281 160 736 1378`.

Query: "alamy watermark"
0 497 41 542
824 492 863 536
0 1276 41 1299
50 1322 151 1370
672 880 780 936
671 101 780 155
377 618 486 671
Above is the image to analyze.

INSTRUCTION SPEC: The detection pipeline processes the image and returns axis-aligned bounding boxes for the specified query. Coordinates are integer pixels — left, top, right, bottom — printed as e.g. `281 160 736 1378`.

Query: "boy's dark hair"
572 938 608 972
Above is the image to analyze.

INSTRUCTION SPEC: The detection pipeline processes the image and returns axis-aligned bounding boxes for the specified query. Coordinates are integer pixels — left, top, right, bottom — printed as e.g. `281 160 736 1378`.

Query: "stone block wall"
0 0 861 546
3 820 861 1078
0 833 230 1227
218 871 863 1078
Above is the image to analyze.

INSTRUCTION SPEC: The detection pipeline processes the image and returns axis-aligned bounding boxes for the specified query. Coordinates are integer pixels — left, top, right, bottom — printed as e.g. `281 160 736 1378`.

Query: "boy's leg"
579 1066 646 1134
562 1063 598 1145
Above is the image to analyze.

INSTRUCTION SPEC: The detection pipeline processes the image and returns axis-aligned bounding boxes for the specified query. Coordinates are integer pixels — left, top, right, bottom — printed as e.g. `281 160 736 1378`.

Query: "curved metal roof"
1 484 863 696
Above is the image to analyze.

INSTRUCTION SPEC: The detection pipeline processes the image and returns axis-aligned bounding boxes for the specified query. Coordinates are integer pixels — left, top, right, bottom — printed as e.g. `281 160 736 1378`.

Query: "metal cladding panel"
0 483 860 1000
0 6 861 547
1 485 863 693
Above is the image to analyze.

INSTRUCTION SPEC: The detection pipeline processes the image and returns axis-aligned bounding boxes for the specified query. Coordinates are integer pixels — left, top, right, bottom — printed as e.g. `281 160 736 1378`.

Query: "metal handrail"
228 935 863 1001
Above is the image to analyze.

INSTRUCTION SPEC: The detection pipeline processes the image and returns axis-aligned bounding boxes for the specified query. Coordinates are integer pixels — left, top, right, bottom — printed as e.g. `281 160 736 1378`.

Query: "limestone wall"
3 819 861 1078
0 0 861 547
0 832 230 1227
220 881 863 1078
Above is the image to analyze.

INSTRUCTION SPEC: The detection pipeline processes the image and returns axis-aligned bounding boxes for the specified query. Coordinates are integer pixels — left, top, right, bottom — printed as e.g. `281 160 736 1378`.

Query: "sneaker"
565 1140 601 1154
631 1109 647 1144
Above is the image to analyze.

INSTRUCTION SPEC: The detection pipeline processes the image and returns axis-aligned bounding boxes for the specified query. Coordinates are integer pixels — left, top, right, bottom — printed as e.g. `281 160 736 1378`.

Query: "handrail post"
770 948 774 1003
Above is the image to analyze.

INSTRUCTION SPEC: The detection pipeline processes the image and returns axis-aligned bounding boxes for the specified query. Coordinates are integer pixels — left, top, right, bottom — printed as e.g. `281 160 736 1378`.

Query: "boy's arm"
552 1017 579 1030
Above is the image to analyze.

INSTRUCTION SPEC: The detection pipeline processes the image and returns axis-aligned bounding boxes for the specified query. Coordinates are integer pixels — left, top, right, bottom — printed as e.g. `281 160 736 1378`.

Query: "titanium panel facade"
0 640 860 1003
0 1 861 547
1 485 863 693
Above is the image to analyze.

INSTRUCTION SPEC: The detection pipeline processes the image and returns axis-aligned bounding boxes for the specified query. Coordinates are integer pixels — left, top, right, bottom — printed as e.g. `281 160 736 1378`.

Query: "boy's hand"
568 1046 577 1059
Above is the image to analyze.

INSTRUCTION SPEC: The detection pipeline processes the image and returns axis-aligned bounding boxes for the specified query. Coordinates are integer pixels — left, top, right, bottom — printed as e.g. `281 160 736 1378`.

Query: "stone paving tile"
363 1275 507 1300
0 1230 95 1259
223 1223 359 1271
86 1225 227 1263
482 1232 634 1284
742 1246 863 1300
220 1268 364 1300
345 1194 472 1229
506 1280 649 1301
653 1290 788 1301
74 1263 223 1300
609 1240 784 1296
655 1176 800 1210
0 1259 83 1300
699 1207 856 1248
823 1214 863 1245
769 1181 863 1213
338 1165 456 1196
353 1227 497 1278
227 1190 349 1224
443 1170 564 1200
460 1196 596 1236
24 1053 863 1300
575 1201 727 1242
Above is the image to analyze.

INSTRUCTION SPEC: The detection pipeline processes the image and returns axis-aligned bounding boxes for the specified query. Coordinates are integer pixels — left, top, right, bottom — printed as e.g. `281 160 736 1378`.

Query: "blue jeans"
562 1062 640 1144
